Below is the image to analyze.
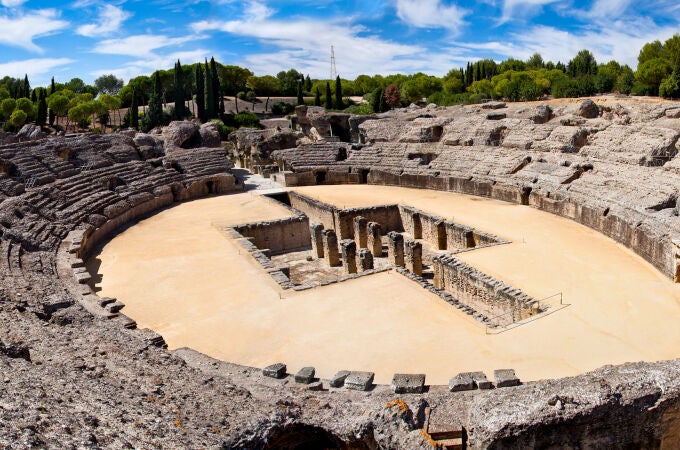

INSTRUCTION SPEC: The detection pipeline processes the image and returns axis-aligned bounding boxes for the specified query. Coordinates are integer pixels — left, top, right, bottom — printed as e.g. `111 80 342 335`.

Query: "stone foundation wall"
336 205 402 240
233 215 310 255
433 255 539 327
289 191 337 231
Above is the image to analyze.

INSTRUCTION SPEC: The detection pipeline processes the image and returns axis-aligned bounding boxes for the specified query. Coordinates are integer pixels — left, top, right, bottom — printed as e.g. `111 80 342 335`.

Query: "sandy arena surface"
92 186 680 385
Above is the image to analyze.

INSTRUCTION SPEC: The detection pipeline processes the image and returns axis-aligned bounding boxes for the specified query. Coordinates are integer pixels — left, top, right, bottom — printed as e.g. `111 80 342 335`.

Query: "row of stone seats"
262 362 520 394
271 143 351 170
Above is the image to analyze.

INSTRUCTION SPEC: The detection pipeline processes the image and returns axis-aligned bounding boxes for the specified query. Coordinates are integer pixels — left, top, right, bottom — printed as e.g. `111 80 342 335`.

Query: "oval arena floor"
89 185 680 385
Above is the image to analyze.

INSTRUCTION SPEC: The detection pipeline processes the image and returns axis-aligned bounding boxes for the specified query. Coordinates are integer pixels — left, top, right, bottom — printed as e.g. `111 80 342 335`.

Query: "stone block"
263 363 286 379
310 223 324 258
405 240 423 276
344 371 374 391
391 373 426 394
105 301 125 314
307 381 324 391
357 248 374 271
322 229 340 267
494 369 520 388
330 370 350 388
353 216 368 248
470 371 493 389
340 239 357 274
367 222 383 257
295 366 315 384
448 372 475 392
387 232 405 267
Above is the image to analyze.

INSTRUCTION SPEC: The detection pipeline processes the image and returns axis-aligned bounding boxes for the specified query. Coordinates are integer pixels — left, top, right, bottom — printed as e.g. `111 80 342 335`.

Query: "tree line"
1 34 679 132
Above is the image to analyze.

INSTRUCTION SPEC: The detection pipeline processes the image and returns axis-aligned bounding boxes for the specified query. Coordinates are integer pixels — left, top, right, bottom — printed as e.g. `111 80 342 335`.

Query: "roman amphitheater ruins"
2 97 680 447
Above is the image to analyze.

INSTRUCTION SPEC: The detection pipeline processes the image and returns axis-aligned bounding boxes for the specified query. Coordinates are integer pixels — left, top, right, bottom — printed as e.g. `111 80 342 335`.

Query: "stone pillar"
434 220 447 250
432 256 444 289
367 222 383 257
353 216 368 248
322 229 340 267
405 240 422 276
387 232 405 267
310 223 324 258
412 213 422 239
357 248 374 272
340 239 357 274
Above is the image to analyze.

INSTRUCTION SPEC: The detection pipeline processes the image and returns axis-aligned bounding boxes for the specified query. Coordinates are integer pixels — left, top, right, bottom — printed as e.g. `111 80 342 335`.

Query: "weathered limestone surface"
310 222 324 258
340 239 358 274
387 231 405 267
367 221 383 256
405 240 423 275
357 248 374 271
353 215 368 248
322 229 340 267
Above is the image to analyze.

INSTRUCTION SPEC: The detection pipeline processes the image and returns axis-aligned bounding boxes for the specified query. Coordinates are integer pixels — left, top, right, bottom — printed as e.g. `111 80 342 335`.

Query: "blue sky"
0 0 679 87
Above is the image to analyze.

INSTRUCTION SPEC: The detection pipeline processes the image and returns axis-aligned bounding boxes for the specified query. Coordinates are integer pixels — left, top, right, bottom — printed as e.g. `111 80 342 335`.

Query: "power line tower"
330 45 337 81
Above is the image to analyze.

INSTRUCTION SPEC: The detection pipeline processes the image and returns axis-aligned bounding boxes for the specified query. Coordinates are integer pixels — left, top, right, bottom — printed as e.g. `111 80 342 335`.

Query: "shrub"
233 111 260 128
10 109 27 128
551 79 580 98
271 101 295 115
344 104 373 115
210 119 236 140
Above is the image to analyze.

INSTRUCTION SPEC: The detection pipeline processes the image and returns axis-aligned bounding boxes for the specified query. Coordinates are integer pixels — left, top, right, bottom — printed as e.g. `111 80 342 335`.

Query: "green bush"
10 109 27 128
551 79 580 98
271 101 295 115
233 111 260 128
344 104 373 115
210 119 237 140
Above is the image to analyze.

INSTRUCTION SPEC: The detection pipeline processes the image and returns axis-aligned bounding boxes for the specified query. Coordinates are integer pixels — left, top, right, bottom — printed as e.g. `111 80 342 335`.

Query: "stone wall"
233 216 310 255
288 191 338 231
433 255 539 327
336 205 402 240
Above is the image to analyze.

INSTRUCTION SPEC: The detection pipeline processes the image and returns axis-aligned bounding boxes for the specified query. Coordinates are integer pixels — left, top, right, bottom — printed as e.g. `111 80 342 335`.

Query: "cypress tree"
210 57 220 118
23 75 29 98
204 59 215 119
31 89 37 102
297 80 304 105
334 76 343 110
324 81 332 110
304 75 312 92
371 87 383 113
195 64 205 121
148 71 163 129
130 88 139 130
314 87 321 106
48 77 56 127
174 60 185 120
36 89 47 127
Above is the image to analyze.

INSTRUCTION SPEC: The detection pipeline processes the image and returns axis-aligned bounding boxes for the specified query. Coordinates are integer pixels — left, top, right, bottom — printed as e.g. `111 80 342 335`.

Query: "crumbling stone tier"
0 99 680 448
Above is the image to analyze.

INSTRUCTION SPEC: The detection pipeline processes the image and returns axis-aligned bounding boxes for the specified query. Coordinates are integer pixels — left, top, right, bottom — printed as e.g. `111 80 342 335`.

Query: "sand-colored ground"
93 186 680 385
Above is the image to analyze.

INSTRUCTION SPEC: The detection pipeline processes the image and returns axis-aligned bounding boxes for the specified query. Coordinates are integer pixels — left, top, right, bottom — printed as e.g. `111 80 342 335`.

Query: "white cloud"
0 0 28 6
395 0 468 32
91 49 211 82
451 19 679 68
191 1 424 78
0 9 69 52
93 34 196 58
76 4 130 37
499 0 561 22
0 57 73 85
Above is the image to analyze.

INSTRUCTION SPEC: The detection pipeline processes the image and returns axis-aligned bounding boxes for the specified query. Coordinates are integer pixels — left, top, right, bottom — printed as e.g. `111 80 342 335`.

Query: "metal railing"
485 292 568 335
